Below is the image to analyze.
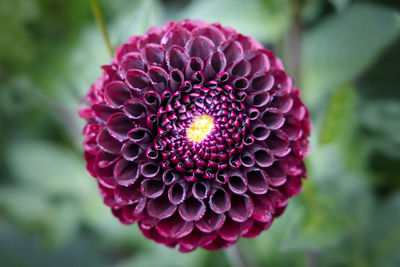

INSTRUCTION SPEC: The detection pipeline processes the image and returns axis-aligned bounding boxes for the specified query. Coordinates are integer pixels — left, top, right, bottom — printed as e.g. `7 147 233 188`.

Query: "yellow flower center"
186 114 215 143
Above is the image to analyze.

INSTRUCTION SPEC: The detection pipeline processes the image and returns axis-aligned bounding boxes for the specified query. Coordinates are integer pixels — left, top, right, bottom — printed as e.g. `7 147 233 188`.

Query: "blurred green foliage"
0 0 400 266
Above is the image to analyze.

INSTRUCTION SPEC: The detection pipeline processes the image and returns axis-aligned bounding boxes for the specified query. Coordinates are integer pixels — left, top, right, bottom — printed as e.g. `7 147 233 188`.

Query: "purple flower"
80 20 311 252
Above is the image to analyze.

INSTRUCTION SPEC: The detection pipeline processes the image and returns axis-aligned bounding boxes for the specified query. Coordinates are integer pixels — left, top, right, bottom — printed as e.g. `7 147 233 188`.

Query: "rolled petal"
179 197 206 221
232 77 249 91
246 169 269 194
104 81 131 108
163 169 181 185
250 145 274 168
166 45 189 71
196 209 226 233
250 123 270 141
250 71 274 92
239 150 255 168
187 36 215 60
161 25 191 49
228 171 247 194
244 50 270 75
120 52 145 73
192 180 211 200
141 178 165 198
265 130 290 157
168 181 188 205
266 160 288 186
147 194 176 219
142 43 164 66
123 98 147 120
92 104 117 123
140 161 160 178
156 212 194 239
107 113 134 141
192 26 225 46
126 69 149 91
209 187 231 214
148 67 168 92
96 128 122 154
229 59 251 77
219 40 243 65
185 57 204 80
121 141 144 161
217 217 241 241
247 91 270 108
113 159 139 186
114 182 142 204
127 127 152 143
204 51 226 78
143 91 161 112
261 108 285 130
228 194 253 222
215 170 229 185
168 69 184 92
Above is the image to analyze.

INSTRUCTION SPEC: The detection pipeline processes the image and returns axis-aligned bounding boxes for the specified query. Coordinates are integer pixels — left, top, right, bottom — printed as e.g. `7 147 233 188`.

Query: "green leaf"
178 0 291 43
320 84 357 144
301 3 400 109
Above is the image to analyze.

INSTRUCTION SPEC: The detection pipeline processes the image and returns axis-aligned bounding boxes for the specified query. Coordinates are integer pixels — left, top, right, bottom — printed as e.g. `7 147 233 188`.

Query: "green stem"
90 0 114 58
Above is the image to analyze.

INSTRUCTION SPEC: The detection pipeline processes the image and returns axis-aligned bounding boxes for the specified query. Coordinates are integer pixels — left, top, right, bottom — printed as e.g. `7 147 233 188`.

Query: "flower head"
80 20 311 252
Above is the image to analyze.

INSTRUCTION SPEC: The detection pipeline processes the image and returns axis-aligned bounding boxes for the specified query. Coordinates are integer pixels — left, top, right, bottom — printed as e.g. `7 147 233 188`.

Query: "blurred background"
0 0 400 266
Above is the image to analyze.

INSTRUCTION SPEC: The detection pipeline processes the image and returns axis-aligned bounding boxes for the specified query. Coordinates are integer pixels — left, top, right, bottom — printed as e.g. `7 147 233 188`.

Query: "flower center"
186 114 215 143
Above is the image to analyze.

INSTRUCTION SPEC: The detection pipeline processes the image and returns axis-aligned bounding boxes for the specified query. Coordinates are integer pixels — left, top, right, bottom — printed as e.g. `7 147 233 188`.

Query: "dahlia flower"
80 20 311 252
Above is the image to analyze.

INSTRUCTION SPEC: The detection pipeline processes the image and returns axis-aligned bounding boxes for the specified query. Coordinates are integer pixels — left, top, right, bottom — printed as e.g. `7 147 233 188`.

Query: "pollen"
186 114 215 143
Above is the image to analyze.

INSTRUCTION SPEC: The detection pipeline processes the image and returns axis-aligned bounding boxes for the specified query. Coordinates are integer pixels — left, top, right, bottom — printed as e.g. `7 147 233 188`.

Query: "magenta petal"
230 59 251 77
266 160 288 186
250 123 270 141
247 91 270 108
168 181 187 205
163 169 181 185
107 113 133 141
204 51 226 79
261 108 285 130
126 69 149 90
141 178 165 198
113 159 139 186
252 194 274 223
127 127 152 143
161 25 192 49
218 217 241 241
120 52 145 72
179 197 206 221
123 98 147 120
195 209 226 233
209 188 231 214
142 43 164 65
228 171 247 194
121 141 144 161
147 194 176 219
219 40 243 65
166 45 189 71
114 182 142 204
187 36 215 60
192 180 210 200
244 50 270 75
265 130 290 157
192 26 225 46
92 104 117 123
104 81 131 108
96 128 122 154
228 194 253 222
247 169 269 195
156 212 194 238
139 161 160 178
148 67 168 92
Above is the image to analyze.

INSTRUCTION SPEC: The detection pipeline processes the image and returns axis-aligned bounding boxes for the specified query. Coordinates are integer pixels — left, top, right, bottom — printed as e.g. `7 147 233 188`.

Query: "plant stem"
90 0 114 58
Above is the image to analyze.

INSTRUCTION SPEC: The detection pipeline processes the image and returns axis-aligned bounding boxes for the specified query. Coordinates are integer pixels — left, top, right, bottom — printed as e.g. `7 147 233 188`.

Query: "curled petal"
270 95 294 113
246 169 269 194
121 141 144 161
250 71 274 92
163 169 181 185
161 25 191 49
219 40 243 65
265 130 290 157
113 159 139 186
96 128 122 154
141 178 165 198
215 170 229 184
114 183 142 205
217 217 241 241
239 150 255 168
250 123 270 141
261 108 285 130
244 50 270 75
247 107 260 121
104 81 131 108
192 26 225 46
179 197 206 221
92 104 117 123
252 194 274 223
168 181 188 205
156 212 194 239
147 194 176 219
168 69 184 92
185 57 204 80
166 45 189 71
266 160 288 186
140 161 160 178
107 113 134 141
120 52 145 73
209 188 231 214
204 51 226 78
247 91 270 108
229 59 251 77
228 171 247 194
126 69 149 93
123 98 147 120
196 209 226 233
187 36 215 60
228 194 253 222
143 91 161 113
192 180 211 200
148 67 168 92
142 43 164 65
232 77 249 91
250 145 274 168
127 127 152 143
